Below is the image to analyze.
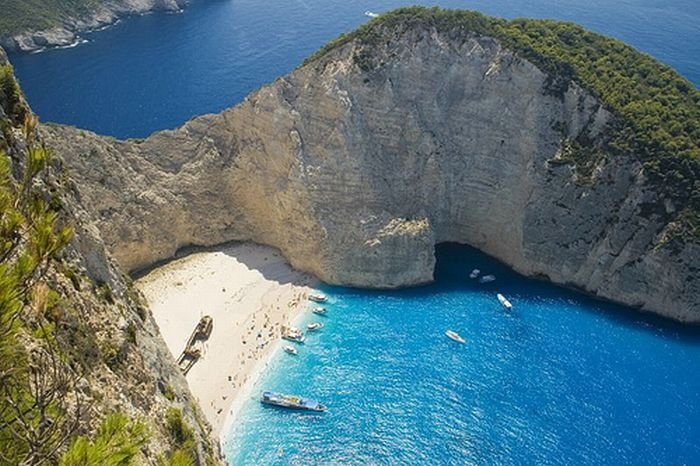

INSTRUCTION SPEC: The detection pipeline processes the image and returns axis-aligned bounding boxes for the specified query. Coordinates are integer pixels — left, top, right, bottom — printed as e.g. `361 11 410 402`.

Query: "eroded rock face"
43 28 699 321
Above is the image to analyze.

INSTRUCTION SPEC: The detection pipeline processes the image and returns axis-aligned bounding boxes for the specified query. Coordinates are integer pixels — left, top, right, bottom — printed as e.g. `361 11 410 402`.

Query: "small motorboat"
364 10 379 18
479 274 496 284
284 345 298 355
469 268 481 279
312 306 328 315
445 330 466 344
497 293 513 310
261 391 326 412
282 328 306 343
282 333 305 343
306 322 324 331
309 293 328 303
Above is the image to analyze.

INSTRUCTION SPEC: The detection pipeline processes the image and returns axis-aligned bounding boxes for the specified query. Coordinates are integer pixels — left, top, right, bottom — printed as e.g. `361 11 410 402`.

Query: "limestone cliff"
42 12 699 322
0 0 189 52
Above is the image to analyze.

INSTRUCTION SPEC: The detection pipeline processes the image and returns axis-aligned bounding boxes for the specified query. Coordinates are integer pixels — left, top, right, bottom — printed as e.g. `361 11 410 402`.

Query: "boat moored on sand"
282 326 306 343
309 293 328 303
445 330 466 344
282 333 305 343
283 345 298 355
312 306 328 315
261 391 327 412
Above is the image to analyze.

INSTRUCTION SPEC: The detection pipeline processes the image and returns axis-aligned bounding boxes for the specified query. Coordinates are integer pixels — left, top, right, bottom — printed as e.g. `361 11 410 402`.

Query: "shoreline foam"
135 242 317 438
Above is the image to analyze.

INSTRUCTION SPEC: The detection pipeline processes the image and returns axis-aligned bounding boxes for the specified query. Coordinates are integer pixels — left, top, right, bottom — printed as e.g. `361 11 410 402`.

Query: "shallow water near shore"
223 244 700 465
8 0 700 139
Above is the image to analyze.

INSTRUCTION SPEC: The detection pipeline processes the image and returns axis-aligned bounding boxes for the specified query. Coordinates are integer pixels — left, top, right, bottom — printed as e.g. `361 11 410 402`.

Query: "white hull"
497 293 513 310
445 330 466 344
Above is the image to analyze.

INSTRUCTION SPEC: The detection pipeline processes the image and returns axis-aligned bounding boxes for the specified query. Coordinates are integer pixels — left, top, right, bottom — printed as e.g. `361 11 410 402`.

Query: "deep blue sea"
7 1 700 464
7 0 700 139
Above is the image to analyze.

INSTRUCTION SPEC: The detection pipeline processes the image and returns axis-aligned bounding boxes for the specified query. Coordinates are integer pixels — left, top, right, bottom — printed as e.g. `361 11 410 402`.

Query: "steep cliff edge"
1 49 220 465
42 8 699 321
0 0 189 52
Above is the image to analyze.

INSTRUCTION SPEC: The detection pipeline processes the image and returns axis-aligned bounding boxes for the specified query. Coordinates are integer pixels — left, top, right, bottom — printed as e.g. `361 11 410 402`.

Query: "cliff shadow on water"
321 242 700 342
436 243 700 340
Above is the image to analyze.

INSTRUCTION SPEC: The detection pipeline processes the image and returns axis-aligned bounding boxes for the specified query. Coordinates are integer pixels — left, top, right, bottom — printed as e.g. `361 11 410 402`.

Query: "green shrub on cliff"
164 407 197 464
0 143 78 464
305 7 700 238
0 63 28 124
59 413 148 466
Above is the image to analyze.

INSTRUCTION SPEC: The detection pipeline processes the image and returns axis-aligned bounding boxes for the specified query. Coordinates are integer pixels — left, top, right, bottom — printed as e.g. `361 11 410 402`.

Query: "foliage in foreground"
0 64 213 465
162 408 196 466
305 7 700 238
58 413 148 466
0 135 76 464
0 67 153 465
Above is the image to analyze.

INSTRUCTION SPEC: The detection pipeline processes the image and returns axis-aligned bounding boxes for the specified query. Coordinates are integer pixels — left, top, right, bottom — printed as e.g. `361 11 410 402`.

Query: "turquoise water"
7 0 700 139
224 245 700 465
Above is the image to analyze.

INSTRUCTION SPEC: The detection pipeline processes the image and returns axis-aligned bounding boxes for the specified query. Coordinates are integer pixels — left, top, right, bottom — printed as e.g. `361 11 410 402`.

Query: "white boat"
364 10 379 18
479 274 496 283
312 306 328 315
261 391 326 412
306 322 324 331
282 327 305 343
284 345 298 355
445 330 466 344
469 268 481 279
282 333 305 343
309 293 327 303
497 293 513 310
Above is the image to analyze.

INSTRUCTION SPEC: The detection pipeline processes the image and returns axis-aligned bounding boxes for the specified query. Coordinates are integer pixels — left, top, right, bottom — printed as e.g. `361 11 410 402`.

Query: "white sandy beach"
135 242 316 437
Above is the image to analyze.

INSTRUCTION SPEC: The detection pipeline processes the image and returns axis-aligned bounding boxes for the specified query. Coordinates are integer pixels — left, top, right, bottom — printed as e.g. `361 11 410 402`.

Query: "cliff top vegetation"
306 7 700 239
0 0 101 36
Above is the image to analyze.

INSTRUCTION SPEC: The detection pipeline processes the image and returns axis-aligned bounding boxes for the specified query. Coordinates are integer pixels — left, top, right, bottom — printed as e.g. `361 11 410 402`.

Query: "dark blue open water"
7 0 700 139
7 1 700 464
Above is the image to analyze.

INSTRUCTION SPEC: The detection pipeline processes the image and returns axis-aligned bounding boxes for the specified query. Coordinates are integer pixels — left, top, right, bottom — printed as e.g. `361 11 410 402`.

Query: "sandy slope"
136 242 316 436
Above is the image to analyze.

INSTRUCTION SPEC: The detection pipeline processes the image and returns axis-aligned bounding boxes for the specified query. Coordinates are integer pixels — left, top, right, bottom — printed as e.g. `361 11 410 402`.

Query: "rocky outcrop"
1 0 188 52
42 26 699 321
